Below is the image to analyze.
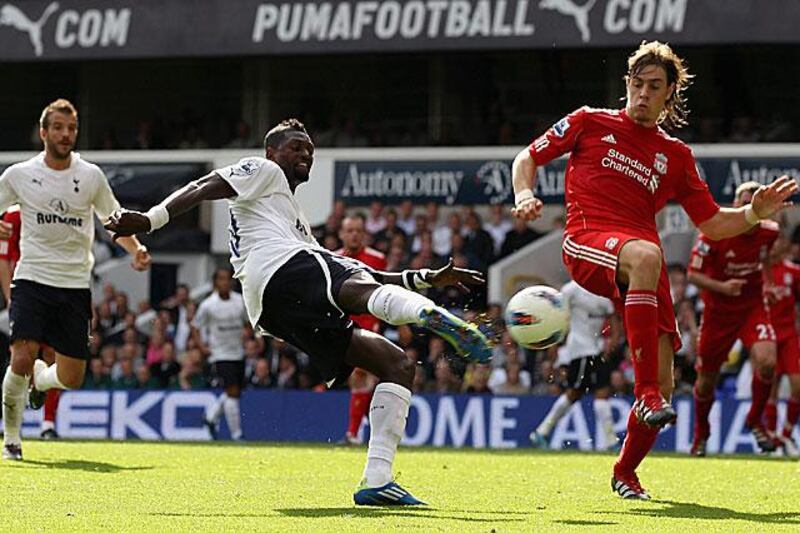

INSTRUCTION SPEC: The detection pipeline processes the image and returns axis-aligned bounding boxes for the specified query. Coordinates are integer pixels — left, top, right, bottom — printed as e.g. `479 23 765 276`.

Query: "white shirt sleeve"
215 157 283 201
0 168 20 214
92 167 121 222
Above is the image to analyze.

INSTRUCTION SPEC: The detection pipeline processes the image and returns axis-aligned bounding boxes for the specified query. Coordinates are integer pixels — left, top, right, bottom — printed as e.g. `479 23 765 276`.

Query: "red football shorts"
562 230 680 352
776 335 800 376
696 300 774 374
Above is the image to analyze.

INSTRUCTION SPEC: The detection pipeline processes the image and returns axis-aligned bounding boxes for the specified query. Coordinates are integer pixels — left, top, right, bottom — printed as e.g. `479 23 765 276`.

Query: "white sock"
2 368 28 446
207 393 227 423
536 394 573 437
223 397 242 440
367 285 434 326
593 398 616 450
35 363 67 391
362 382 411 488
41 420 56 432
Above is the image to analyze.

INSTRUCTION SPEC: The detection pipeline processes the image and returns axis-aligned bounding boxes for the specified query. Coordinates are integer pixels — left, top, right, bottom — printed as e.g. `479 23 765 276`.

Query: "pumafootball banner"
10 389 798 455
334 157 800 206
0 1 798 61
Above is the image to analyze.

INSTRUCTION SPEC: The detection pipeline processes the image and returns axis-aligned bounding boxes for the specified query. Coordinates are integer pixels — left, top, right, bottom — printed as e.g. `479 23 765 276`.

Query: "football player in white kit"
193 267 249 441
106 118 492 506
0 99 151 460
530 280 621 451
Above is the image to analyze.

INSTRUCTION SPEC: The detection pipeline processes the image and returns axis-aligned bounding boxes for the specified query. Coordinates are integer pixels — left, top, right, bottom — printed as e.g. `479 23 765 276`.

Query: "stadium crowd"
81 198 774 399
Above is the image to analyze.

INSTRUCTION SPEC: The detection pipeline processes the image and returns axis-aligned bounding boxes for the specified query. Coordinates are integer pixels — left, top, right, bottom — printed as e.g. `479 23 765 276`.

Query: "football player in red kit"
336 215 387 444
511 41 796 499
0 206 61 439
688 182 780 455
763 235 800 455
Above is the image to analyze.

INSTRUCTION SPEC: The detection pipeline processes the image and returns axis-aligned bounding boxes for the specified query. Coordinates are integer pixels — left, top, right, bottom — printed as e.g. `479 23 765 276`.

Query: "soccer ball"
505 285 569 350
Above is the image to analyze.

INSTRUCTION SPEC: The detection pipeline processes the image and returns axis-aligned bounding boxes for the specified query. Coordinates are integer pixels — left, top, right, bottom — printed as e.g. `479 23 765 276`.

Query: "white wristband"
414 269 433 290
145 205 170 232
514 189 534 207
744 205 760 225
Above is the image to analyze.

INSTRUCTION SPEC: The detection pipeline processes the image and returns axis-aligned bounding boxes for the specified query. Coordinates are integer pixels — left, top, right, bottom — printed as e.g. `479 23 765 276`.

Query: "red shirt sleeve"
688 233 715 275
674 147 719 227
0 210 20 262
791 263 800 301
528 107 587 166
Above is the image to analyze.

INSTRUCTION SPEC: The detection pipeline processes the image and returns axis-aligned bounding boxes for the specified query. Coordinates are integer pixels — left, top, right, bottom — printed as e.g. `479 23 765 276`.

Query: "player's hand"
131 246 151 272
0 221 12 239
720 278 747 296
751 175 798 219
427 258 485 292
511 196 543 221
105 209 151 238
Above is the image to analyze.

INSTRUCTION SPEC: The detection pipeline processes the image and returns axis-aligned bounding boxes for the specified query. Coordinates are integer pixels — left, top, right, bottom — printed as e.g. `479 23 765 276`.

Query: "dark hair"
212 266 234 284
40 98 78 129
264 118 308 149
626 41 693 129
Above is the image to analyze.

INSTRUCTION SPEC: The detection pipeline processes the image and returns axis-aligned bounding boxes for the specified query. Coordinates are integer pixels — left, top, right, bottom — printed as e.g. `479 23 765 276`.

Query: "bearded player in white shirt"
530 280 622 451
0 99 151 460
106 118 492 506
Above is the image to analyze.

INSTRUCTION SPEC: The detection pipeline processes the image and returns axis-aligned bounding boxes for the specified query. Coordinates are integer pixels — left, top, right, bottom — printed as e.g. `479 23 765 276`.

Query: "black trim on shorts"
9 279 91 359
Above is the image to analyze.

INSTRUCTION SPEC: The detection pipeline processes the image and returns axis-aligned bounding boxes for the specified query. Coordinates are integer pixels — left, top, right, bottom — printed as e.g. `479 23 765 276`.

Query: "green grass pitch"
1 441 799 531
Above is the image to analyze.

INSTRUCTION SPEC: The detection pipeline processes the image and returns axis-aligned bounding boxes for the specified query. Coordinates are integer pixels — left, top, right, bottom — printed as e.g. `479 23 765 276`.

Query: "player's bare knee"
59 373 82 390
623 242 662 287
387 354 415 389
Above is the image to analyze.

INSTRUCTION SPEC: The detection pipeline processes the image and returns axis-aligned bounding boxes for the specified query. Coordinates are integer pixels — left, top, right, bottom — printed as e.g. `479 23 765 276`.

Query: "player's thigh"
46 286 92 361
344 328 414 388
776 337 800 377
741 306 777 368
696 310 741 374
8 279 50 347
54 352 87 388
562 231 637 301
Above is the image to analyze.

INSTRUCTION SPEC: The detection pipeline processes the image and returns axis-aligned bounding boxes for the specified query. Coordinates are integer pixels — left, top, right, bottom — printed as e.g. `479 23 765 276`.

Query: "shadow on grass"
554 519 618 526
605 500 800 525
6 459 154 473
275 507 529 523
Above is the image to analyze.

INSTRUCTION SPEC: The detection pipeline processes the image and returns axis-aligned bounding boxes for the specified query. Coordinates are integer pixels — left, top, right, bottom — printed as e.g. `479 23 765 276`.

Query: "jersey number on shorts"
229 209 241 258
756 323 776 341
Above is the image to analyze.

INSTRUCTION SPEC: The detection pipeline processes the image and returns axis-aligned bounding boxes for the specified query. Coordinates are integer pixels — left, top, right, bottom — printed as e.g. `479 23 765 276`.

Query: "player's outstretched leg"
366 284 491 363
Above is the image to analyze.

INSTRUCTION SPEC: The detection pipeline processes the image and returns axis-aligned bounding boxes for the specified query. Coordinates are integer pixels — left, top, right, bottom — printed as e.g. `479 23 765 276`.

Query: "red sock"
693 386 714 441
614 409 659 476
764 401 778 434
747 372 773 427
784 398 800 437
347 391 372 437
43 389 62 423
624 290 659 398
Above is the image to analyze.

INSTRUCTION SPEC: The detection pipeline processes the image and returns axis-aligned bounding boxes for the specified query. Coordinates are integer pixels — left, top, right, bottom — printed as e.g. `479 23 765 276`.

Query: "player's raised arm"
368 258 485 293
105 172 236 237
697 175 797 240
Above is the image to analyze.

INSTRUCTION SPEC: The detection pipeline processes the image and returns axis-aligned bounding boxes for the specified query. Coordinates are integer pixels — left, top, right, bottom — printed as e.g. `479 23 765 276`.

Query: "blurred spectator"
428 357 462 393
225 120 256 148
433 212 461 257
249 358 273 388
464 364 493 394
179 349 207 390
151 341 181 388
113 357 138 389
493 362 530 395
137 365 161 389
463 212 494 270
373 209 406 253
276 351 299 389
397 200 416 235
484 205 513 256
83 358 112 389
500 218 543 258
365 201 386 234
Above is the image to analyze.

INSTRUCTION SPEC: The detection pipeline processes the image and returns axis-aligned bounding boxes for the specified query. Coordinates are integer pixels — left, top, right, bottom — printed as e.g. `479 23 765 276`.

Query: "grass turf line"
1 441 799 532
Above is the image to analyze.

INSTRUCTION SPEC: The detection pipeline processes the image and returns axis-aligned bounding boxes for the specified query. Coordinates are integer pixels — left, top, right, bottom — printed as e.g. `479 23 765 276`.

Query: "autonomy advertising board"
7 390 797 454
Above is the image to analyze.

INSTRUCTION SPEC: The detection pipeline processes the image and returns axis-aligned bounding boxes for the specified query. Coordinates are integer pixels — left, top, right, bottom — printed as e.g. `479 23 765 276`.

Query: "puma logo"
0 2 60 57
539 0 596 43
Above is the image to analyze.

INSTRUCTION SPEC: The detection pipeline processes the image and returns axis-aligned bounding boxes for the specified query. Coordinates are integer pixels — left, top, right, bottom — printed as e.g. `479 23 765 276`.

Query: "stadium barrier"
9 390 798 455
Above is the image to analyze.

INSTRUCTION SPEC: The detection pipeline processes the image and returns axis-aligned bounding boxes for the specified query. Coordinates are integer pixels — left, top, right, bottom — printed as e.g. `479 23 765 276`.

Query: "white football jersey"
0 152 120 288
216 157 319 328
192 291 248 363
559 280 615 364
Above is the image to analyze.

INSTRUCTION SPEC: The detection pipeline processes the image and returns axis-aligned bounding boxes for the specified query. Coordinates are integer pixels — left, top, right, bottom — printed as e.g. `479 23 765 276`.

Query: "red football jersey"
530 107 719 242
769 259 800 341
335 246 387 332
0 206 21 270
688 221 779 307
